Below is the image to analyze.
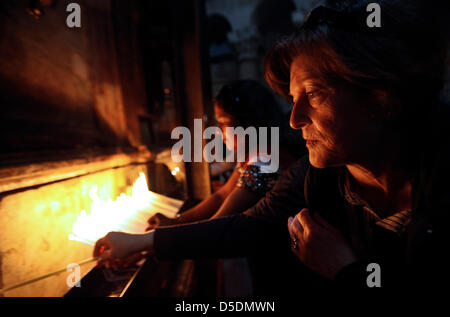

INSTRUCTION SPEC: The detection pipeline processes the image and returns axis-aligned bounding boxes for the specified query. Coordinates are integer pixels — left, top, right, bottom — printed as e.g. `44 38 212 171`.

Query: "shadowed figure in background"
146 79 303 230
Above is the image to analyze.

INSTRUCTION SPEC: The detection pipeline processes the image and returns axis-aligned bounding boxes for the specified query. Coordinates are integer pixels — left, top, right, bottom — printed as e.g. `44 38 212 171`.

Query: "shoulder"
243 155 311 221
236 155 281 195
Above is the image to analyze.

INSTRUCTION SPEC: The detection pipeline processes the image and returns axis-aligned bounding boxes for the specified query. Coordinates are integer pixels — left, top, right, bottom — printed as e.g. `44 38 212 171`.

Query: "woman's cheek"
223 131 237 151
225 139 234 151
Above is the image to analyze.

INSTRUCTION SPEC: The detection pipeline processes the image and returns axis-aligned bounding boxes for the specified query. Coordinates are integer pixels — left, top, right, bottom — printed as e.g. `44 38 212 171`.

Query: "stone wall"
0 163 148 297
0 0 148 156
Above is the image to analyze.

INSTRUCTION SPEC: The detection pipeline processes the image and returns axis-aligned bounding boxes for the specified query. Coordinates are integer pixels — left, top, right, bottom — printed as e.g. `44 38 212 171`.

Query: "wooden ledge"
0 148 153 194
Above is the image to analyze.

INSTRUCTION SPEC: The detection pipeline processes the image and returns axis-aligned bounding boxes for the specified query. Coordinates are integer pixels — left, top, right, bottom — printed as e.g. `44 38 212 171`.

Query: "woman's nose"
290 98 311 130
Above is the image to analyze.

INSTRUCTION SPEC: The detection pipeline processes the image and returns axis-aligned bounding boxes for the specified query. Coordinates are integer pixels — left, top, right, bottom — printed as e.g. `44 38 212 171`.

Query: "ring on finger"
292 237 298 250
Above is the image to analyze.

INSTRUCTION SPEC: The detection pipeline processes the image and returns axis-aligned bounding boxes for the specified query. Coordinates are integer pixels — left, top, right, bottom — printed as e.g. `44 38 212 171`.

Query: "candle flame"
69 172 183 245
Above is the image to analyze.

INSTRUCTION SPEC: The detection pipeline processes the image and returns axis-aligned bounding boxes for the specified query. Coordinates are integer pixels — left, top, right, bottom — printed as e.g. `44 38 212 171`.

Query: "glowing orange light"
69 172 183 245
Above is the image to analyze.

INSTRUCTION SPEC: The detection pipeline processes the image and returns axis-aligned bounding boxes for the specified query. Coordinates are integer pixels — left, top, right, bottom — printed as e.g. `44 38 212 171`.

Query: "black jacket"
154 155 323 294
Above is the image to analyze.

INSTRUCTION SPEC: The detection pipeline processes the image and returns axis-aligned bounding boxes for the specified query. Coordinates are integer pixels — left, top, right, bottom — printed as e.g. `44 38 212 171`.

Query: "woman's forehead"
289 58 323 94
290 57 320 82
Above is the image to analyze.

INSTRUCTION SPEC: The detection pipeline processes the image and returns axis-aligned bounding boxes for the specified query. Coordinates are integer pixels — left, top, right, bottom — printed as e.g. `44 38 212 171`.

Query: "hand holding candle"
146 212 180 231
94 231 155 267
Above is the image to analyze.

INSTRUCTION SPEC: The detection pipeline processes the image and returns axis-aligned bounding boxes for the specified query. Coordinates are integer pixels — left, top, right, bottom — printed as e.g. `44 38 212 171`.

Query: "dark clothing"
154 155 323 294
154 105 450 290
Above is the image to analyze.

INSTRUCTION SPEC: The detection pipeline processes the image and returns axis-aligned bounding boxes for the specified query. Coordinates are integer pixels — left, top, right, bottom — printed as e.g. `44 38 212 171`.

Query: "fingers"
294 208 338 236
296 208 316 234
289 215 304 238
147 216 158 226
100 249 112 261
147 213 161 230
93 237 107 257
94 234 113 267
146 218 159 231
151 217 159 225
287 217 295 238
287 208 311 252
313 213 339 233
288 214 305 253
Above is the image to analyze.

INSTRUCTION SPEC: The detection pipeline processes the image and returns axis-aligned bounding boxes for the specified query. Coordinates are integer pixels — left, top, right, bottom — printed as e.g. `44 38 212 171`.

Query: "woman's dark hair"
215 79 285 128
264 0 448 123
215 79 306 158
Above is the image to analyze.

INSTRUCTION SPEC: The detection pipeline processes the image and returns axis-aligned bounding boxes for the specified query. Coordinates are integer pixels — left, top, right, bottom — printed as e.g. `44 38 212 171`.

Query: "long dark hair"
214 79 305 159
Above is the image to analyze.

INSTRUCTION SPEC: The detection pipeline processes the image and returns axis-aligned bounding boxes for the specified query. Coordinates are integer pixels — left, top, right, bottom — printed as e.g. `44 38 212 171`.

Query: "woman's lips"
306 140 318 146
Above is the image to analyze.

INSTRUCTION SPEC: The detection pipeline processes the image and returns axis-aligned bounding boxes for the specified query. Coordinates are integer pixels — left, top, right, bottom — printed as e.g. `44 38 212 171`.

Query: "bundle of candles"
69 172 184 246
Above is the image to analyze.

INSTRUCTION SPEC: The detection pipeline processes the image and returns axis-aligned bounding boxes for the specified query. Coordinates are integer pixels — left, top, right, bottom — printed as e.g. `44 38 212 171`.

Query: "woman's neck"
345 138 414 215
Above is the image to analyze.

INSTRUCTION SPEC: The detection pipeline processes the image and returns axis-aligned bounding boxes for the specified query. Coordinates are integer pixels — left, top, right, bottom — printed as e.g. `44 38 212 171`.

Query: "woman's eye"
306 89 326 104
306 91 315 99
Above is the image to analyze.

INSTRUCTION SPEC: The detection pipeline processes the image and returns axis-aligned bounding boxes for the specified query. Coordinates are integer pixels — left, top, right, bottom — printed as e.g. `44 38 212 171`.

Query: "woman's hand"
146 212 178 231
93 231 154 267
287 208 357 280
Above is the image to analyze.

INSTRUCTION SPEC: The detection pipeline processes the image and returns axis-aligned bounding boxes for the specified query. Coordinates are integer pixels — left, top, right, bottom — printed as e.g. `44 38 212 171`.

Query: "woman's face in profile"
289 57 379 168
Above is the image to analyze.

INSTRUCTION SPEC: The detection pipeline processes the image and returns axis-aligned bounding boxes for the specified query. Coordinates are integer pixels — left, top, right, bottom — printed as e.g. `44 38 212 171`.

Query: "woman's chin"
308 152 332 169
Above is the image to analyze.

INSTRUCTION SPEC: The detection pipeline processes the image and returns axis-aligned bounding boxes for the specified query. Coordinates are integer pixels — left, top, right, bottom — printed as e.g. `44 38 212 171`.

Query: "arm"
95 214 289 262
211 187 260 219
95 156 309 261
211 159 283 219
147 168 240 229
177 168 240 222
154 156 310 260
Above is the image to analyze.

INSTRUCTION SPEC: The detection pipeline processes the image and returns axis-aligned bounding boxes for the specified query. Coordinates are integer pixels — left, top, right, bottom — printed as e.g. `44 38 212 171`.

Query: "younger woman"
146 79 303 230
